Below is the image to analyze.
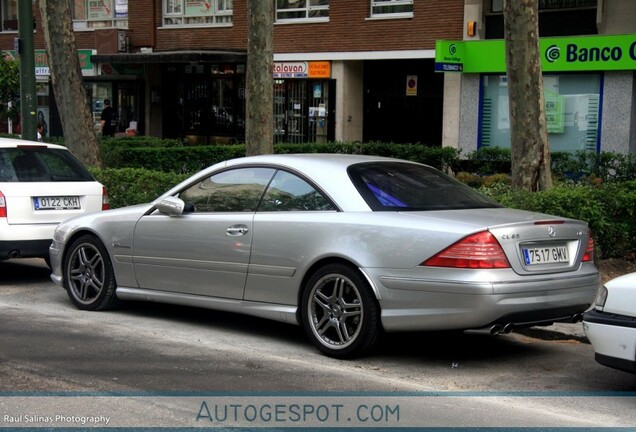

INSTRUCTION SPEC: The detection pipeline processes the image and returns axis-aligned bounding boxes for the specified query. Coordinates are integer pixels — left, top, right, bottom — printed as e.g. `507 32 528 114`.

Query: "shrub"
90 167 189 209
456 172 482 187
482 181 636 259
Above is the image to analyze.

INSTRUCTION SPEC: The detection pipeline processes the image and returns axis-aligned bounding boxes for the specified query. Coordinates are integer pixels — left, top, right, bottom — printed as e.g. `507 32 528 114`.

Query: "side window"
259 170 335 211
178 167 275 213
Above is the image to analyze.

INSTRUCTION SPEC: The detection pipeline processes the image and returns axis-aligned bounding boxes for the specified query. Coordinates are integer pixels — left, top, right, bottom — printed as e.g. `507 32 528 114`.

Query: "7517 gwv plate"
523 245 568 265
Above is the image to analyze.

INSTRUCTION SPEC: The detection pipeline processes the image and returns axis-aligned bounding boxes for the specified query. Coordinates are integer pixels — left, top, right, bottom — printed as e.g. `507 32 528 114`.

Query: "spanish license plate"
523 245 568 265
34 196 81 210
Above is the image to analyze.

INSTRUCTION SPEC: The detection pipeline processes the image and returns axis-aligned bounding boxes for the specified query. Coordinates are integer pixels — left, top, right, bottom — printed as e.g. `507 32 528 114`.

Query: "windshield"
348 161 501 211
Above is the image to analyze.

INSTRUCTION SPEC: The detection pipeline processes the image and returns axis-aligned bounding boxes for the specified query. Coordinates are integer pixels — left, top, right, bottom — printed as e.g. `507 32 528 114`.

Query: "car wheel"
301 263 380 358
63 234 119 311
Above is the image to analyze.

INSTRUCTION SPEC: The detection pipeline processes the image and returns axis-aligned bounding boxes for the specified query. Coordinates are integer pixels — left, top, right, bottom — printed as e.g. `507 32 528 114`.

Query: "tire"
301 263 380 358
63 234 119 311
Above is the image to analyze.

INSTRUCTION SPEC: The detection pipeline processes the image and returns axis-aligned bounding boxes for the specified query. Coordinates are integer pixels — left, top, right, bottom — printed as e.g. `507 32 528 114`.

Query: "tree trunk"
503 0 551 191
245 0 274 156
37 0 101 168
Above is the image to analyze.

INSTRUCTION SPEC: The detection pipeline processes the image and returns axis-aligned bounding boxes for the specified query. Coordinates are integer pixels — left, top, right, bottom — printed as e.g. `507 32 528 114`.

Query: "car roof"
0 136 67 150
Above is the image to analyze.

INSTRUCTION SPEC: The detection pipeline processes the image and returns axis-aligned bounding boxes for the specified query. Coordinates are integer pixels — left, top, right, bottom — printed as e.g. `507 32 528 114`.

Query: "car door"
132 167 276 299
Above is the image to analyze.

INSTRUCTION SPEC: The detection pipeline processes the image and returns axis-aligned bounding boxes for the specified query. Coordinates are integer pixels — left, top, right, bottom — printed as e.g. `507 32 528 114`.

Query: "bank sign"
435 34 636 73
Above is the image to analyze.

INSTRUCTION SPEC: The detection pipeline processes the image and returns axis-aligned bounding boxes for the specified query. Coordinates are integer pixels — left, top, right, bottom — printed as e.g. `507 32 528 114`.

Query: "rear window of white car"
0 146 94 183
348 162 502 211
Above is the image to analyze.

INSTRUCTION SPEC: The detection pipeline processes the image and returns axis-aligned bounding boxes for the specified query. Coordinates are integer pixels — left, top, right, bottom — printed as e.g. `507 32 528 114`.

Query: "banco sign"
561 41 636 63
435 34 636 73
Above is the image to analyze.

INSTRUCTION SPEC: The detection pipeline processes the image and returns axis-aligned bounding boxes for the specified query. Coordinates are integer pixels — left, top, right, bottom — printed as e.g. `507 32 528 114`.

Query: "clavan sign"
273 61 331 78
435 34 636 73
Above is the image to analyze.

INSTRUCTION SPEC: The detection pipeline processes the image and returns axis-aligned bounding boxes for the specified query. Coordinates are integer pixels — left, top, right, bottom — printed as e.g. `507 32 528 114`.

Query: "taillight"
102 186 110 211
423 231 510 269
0 190 5 218
582 231 595 262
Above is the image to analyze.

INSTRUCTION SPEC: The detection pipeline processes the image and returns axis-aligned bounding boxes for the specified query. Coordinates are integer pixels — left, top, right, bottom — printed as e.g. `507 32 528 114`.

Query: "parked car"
583 273 636 374
49 154 600 358
0 138 109 266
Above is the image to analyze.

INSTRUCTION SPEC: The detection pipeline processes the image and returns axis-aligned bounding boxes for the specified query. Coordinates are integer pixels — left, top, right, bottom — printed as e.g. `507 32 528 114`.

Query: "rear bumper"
0 239 52 259
365 267 600 332
583 309 636 373
0 222 56 259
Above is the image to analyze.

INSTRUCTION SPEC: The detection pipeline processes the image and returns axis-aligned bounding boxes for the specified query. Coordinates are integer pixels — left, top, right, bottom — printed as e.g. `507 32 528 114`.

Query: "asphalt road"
1 258 635 428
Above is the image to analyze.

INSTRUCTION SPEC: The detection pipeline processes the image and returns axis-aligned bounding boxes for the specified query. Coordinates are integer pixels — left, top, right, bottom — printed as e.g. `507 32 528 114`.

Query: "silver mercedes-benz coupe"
50 154 600 358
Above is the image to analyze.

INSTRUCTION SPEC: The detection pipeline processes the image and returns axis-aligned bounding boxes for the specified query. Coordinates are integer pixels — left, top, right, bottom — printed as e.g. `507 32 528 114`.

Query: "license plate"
523 245 568 265
34 196 81 210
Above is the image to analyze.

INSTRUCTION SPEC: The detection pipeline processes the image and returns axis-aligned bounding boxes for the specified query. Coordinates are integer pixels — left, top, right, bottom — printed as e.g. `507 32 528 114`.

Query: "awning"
91 50 247 64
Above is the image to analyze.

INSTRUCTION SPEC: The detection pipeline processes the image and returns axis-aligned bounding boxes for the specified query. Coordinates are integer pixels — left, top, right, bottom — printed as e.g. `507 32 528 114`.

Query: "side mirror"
156 196 185 216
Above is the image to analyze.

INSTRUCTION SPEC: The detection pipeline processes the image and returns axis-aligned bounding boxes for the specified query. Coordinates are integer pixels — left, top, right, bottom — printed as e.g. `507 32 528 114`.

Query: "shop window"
479 73 602 153
163 0 233 27
0 0 17 32
369 0 413 19
276 0 329 23
72 0 128 29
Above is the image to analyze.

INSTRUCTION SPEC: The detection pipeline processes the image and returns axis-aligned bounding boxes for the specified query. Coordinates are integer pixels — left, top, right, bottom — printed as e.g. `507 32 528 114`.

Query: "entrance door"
273 79 335 143
116 83 142 135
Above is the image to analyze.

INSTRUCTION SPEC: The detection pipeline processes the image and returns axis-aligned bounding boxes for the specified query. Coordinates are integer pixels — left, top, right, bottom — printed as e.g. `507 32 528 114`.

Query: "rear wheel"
301 263 380 358
64 234 119 311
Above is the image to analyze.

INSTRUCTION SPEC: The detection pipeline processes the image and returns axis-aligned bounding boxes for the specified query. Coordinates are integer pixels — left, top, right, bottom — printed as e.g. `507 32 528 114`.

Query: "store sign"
273 61 331 79
3 49 95 76
435 34 636 73
88 0 113 20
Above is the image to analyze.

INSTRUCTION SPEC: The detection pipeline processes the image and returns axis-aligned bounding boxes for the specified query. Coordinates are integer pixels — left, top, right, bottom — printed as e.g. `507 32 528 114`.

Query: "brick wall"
0 1 464 55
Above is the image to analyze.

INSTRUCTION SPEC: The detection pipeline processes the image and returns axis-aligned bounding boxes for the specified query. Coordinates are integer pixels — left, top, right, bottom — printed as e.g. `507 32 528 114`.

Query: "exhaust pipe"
571 313 583 323
489 324 503 335
467 323 514 336
8 250 20 259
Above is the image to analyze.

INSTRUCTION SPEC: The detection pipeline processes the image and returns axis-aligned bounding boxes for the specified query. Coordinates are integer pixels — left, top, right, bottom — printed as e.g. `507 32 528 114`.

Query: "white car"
583 272 636 374
0 138 108 265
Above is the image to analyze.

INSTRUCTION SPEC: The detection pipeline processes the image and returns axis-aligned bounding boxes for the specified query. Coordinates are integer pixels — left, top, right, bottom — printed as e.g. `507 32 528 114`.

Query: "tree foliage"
0 56 20 124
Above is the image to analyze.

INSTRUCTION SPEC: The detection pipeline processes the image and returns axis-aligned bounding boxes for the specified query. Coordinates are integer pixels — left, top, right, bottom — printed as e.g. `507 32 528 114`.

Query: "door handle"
226 225 249 236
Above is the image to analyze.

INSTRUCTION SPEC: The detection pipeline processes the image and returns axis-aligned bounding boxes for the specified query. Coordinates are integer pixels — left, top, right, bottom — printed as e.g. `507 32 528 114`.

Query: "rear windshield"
0 147 94 182
348 162 501 211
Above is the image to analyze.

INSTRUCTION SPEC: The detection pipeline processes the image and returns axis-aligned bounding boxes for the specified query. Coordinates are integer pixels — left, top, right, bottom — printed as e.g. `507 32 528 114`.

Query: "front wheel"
301 263 380 358
63 234 119 311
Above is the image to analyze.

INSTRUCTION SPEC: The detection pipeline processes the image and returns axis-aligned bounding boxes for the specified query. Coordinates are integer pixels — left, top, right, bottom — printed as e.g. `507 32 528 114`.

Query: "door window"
259 170 335 211
178 167 275 213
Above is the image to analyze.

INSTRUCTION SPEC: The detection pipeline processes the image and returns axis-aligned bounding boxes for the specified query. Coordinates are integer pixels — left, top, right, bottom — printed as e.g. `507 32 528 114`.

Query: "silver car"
49 154 600 358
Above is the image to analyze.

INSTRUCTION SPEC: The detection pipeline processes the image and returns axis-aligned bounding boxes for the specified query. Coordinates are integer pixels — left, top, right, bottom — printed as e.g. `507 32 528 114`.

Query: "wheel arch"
296 256 381 323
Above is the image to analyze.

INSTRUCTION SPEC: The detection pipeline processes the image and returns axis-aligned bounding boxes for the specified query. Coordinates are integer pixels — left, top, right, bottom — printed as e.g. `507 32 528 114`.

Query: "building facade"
0 1 634 154
442 0 636 155
0 0 463 146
